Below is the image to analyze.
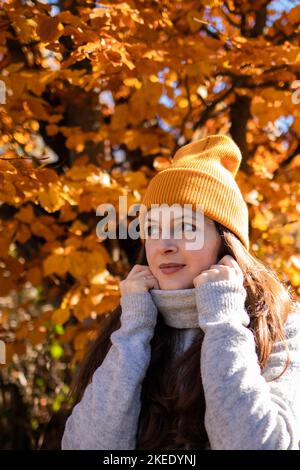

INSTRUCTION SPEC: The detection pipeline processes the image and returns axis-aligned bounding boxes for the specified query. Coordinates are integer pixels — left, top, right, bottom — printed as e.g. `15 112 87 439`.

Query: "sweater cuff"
194 280 250 332
120 291 158 329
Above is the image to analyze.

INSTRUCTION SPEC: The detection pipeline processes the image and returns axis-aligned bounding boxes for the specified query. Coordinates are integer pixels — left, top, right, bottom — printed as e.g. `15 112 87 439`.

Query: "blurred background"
1 0 300 449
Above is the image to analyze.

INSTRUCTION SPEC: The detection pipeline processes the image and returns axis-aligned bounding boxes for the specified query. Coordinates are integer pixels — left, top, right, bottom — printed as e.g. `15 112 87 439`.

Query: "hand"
120 264 160 295
193 255 245 289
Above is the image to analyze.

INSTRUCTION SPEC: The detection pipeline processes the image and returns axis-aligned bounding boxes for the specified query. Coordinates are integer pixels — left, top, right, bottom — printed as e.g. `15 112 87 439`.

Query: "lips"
159 264 185 275
159 263 185 268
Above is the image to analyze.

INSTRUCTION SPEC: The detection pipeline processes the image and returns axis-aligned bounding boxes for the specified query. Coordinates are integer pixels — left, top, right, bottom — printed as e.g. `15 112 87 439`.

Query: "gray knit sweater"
61 279 300 450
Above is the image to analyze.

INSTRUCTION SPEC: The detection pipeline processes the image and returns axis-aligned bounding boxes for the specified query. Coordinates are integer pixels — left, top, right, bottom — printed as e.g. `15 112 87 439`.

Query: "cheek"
145 242 155 265
185 250 211 272
184 250 202 266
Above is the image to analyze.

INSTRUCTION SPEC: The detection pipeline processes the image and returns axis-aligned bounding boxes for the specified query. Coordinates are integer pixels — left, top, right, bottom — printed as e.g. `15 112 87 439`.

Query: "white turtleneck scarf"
149 287 201 357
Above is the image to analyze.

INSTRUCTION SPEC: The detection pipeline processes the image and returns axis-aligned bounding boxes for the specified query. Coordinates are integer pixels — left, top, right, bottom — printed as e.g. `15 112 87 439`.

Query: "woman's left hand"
193 255 245 288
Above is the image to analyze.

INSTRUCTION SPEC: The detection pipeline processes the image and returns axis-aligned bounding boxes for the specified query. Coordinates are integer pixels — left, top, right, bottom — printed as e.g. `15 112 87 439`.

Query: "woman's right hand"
119 264 160 295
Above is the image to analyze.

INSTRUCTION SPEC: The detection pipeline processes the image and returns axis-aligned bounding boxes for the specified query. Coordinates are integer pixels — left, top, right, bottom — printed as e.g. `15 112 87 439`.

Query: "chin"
159 282 187 290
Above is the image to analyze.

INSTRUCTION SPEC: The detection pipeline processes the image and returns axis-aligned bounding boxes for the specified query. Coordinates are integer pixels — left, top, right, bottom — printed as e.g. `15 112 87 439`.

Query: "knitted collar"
149 287 199 329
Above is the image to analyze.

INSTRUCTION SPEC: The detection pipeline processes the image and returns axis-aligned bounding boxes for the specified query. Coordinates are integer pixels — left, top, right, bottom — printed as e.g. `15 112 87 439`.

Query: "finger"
128 265 151 277
149 278 160 289
218 255 235 265
132 273 154 282
218 255 240 270
202 268 220 273
209 264 229 269
130 264 148 273
135 269 153 277
144 277 158 286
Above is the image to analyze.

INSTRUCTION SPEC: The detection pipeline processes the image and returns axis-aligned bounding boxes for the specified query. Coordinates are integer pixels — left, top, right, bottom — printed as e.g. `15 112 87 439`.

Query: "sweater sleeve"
61 291 158 450
194 279 300 450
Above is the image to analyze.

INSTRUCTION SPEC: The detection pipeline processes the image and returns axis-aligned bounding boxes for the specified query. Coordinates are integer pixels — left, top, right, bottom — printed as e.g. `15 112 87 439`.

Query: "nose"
157 238 178 254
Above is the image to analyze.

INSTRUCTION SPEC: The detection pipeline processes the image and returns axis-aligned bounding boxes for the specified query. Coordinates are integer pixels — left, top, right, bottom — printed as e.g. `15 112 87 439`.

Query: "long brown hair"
67 221 295 449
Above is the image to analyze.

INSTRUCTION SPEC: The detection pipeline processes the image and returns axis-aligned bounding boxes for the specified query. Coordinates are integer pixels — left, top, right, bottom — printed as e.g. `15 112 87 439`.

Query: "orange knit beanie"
138 134 249 251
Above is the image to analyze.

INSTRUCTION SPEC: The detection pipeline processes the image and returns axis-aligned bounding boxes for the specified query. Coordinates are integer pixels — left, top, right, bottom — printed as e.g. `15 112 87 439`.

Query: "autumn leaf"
1 0 300 450
37 16 63 43
51 308 71 325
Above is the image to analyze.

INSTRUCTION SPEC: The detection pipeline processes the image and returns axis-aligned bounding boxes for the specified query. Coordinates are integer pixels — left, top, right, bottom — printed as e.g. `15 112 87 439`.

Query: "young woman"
61 135 300 450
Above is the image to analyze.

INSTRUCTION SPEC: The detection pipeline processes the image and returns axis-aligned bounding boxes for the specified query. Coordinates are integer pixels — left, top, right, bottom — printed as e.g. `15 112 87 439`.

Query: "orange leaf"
51 308 71 325
37 16 63 43
15 205 34 223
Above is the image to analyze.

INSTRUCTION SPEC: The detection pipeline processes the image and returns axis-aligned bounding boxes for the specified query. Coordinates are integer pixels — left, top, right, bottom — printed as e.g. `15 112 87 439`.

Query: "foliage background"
1 0 300 449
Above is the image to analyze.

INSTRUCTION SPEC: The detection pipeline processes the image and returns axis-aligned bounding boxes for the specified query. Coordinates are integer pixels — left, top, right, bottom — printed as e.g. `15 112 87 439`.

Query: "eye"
179 222 197 232
146 222 197 237
146 225 159 237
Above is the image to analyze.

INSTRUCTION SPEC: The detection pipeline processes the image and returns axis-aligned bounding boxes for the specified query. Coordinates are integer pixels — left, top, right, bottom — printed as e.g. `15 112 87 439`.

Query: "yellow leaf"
93 293 120 315
123 171 148 190
46 124 59 136
0 160 17 174
37 16 63 43
38 184 65 212
288 266 300 287
178 98 189 109
43 253 67 276
36 168 58 185
69 220 88 235
26 97 50 120
280 235 294 245
15 205 34 223
251 208 273 231
26 267 42 286
16 223 31 243
51 308 71 325
287 5 300 24
31 220 56 241
73 300 93 321
123 78 142 89
66 164 97 181
27 327 47 346
13 132 28 144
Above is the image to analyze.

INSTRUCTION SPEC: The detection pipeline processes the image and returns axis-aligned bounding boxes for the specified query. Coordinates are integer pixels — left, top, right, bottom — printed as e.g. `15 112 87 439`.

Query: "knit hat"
138 134 249 250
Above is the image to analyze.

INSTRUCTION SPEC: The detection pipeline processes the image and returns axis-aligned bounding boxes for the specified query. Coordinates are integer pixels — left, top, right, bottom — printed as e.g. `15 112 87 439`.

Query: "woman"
61 134 300 450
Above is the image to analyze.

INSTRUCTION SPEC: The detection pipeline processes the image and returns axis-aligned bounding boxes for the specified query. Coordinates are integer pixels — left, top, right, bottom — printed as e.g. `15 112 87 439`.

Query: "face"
144 206 223 290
